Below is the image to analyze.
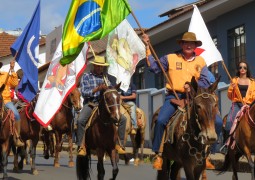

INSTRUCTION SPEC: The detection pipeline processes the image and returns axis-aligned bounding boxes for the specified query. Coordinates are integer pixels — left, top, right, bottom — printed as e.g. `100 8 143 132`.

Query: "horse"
218 101 255 180
120 103 146 166
0 86 16 179
42 86 81 167
76 83 121 180
12 94 40 175
153 77 220 180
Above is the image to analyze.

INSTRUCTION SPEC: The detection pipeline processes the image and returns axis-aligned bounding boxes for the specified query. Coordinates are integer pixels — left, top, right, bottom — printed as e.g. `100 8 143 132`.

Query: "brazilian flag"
60 0 131 65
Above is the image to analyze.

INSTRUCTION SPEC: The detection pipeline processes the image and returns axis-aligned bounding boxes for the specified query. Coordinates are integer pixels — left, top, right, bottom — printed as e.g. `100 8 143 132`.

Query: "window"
133 65 145 89
50 38 57 55
228 25 246 76
209 37 219 78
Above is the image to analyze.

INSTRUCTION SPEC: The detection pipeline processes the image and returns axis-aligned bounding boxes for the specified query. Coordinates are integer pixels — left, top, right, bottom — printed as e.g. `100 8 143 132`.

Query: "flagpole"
129 10 179 100
221 61 244 105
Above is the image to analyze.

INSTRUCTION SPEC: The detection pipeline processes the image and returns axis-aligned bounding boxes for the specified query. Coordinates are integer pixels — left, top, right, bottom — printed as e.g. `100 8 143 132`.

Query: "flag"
10 0 40 102
188 5 223 66
106 19 145 91
33 41 88 127
60 0 131 66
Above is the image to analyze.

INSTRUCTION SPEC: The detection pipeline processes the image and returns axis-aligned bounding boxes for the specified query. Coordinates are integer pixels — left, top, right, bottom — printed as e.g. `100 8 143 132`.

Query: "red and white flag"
106 19 145 91
33 41 88 127
188 5 223 66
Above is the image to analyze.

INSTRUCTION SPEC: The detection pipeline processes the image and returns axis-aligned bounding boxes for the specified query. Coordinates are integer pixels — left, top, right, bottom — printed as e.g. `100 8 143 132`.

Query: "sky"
0 0 198 35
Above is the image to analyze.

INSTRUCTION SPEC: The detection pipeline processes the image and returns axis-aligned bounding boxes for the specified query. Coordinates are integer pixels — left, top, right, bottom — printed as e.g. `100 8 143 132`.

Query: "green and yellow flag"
60 0 131 65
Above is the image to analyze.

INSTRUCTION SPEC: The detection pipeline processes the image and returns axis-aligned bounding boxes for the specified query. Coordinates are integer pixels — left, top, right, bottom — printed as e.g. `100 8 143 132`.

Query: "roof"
0 32 46 58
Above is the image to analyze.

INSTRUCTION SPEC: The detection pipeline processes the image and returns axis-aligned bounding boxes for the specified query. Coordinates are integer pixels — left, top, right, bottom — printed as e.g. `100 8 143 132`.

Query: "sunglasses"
239 66 247 70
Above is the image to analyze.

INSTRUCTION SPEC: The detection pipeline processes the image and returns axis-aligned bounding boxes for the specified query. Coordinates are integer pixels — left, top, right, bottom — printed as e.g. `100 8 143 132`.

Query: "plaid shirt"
80 71 111 104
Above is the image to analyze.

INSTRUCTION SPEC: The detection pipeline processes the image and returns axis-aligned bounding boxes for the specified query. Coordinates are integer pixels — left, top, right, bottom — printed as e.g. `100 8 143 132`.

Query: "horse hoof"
68 161 74 167
54 163 60 168
32 169 39 175
134 158 140 166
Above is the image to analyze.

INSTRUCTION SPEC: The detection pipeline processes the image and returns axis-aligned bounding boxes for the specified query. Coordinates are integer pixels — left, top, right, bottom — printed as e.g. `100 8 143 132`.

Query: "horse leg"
13 145 19 172
122 130 129 165
170 161 182 180
183 163 195 180
42 130 50 159
18 146 25 170
30 139 39 175
109 149 119 180
131 134 139 166
54 132 61 167
140 131 145 163
67 132 74 167
97 150 106 180
2 144 9 179
157 156 170 180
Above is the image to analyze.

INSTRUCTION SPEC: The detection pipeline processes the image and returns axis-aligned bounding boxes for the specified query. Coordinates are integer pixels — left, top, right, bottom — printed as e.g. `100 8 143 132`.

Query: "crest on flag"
33 41 88 127
106 19 145 91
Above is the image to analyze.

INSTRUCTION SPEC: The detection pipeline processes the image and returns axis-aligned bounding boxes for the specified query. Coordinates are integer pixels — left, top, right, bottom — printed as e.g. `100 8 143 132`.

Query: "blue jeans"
225 102 242 131
5 101 20 121
211 114 223 154
152 93 185 153
125 101 137 129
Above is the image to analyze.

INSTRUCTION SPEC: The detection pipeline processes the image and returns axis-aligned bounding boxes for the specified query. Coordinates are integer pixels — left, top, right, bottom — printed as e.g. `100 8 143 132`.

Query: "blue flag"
10 0 40 102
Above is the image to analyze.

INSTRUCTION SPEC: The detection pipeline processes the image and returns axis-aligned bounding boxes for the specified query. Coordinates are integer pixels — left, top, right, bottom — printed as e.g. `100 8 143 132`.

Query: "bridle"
103 89 120 114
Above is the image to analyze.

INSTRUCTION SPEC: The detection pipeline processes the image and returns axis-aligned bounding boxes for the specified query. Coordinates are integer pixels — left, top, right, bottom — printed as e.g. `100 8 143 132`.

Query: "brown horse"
12 94 40 175
154 77 220 180
76 83 121 180
218 102 255 180
0 87 16 179
42 86 81 167
120 103 146 166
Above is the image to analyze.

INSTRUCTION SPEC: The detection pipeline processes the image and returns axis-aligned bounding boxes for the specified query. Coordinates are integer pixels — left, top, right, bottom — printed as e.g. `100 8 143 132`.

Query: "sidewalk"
37 141 251 172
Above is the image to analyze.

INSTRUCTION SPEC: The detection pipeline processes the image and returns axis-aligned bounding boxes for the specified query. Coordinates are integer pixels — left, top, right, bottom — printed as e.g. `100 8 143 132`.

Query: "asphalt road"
2 150 252 180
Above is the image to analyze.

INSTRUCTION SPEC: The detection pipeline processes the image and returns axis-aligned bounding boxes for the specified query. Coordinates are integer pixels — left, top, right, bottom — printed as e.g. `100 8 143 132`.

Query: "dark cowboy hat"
0 62 3 69
176 32 202 47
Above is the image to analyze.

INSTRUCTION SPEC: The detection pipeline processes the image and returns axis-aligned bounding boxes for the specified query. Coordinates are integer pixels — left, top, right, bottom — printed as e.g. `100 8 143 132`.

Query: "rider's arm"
197 66 211 88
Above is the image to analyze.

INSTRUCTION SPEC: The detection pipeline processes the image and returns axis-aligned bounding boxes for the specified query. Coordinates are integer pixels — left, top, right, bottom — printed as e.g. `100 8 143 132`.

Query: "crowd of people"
1 31 253 172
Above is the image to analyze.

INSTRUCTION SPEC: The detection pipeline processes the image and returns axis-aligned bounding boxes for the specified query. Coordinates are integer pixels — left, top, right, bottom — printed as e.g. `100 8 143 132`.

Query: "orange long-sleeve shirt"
0 71 19 104
227 77 255 105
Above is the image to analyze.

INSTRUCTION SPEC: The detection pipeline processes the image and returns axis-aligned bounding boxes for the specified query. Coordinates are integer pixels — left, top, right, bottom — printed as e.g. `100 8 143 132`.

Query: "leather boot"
14 121 24 147
77 133 87 156
152 155 163 170
206 157 215 169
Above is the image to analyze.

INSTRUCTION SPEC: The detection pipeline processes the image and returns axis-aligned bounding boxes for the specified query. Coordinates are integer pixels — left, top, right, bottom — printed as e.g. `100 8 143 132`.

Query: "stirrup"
77 147 86 156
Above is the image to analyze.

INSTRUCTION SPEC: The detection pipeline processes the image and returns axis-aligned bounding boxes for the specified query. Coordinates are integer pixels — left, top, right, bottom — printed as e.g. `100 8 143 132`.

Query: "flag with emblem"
106 19 145 91
188 5 223 66
33 41 88 127
60 0 131 65
10 0 40 102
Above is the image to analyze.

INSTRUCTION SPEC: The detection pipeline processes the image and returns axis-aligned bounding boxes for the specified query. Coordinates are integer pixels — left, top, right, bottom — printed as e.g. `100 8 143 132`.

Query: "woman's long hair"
236 61 252 78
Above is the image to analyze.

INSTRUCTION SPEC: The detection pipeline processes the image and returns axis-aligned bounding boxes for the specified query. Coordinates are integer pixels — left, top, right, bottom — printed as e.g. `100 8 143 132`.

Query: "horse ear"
115 82 121 90
190 76 198 92
209 76 221 93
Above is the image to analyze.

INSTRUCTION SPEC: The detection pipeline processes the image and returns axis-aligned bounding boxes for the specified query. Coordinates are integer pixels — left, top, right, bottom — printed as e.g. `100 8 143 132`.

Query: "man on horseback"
77 56 126 156
120 83 138 135
142 32 211 170
0 60 24 147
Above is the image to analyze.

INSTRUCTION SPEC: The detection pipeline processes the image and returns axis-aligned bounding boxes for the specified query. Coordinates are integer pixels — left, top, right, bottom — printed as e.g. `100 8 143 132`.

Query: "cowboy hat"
176 32 202 47
0 62 3 69
90 56 109 66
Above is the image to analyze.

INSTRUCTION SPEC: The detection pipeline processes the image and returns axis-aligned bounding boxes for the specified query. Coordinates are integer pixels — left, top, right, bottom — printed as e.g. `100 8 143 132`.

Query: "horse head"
190 76 221 145
99 83 121 124
69 87 82 112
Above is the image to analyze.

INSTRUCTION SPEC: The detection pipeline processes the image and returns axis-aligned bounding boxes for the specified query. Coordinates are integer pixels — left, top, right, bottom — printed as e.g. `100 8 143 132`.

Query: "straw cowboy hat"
176 32 202 47
0 62 3 69
90 56 109 66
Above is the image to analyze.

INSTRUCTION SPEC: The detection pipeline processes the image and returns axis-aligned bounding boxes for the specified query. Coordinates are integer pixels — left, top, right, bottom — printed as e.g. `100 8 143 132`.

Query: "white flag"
106 19 146 91
33 41 88 127
188 5 223 66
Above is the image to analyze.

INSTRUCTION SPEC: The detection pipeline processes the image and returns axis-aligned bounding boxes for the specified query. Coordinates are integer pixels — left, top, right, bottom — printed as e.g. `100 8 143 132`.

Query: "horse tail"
135 129 141 148
76 155 91 180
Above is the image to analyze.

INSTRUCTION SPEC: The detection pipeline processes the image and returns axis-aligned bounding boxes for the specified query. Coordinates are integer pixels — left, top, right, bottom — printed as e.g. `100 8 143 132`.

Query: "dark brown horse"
76 83 121 180
154 77 220 180
218 102 255 180
0 88 16 180
12 94 40 175
42 86 81 167
120 104 146 166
